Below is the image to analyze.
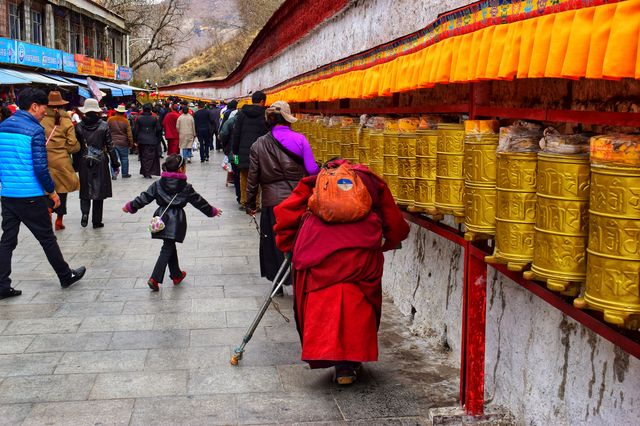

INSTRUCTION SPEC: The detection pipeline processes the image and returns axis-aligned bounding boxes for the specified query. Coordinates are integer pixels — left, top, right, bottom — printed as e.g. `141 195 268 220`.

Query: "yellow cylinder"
326 124 341 159
397 133 417 207
369 130 385 177
464 133 498 240
359 128 371 166
574 164 640 329
485 152 538 271
340 125 357 160
435 123 465 218
382 127 399 198
411 130 439 213
524 153 590 296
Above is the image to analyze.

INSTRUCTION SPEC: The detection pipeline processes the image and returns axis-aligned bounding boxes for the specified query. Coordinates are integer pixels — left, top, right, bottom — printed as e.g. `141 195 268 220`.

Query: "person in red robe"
162 104 181 155
273 161 409 385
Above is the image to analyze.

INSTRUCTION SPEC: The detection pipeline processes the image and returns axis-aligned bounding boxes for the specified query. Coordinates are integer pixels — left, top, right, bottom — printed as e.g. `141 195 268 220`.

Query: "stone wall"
383 223 640 424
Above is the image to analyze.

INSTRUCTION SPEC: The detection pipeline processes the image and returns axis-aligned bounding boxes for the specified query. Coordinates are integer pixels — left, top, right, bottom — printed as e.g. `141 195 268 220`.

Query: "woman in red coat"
162 104 181 155
273 160 409 385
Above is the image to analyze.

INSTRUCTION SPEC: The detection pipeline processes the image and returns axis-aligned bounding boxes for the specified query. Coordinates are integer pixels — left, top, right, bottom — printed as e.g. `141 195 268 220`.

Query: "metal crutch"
230 254 292 365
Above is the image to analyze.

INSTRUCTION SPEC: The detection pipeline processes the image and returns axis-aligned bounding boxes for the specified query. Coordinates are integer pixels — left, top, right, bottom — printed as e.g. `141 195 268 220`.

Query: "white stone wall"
165 0 471 99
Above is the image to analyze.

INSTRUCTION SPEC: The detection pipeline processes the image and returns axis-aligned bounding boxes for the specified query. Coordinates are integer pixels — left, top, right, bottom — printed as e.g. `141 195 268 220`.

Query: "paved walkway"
0 151 458 425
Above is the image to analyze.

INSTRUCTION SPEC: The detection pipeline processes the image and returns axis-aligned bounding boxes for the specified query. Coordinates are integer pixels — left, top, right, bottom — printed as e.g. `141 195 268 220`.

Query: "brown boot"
55 214 65 231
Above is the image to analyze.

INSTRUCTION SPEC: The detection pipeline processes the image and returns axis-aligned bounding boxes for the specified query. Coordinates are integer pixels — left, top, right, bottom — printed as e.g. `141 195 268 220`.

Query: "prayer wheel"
340 125 358 163
326 123 341 160
574 164 640 329
397 132 417 207
382 120 399 198
463 133 499 241
359 128 371 166
435 123 465 219
485 152 537 272
369 130 385 177
411 129 438 214
523 153 590 296
318 119 329 163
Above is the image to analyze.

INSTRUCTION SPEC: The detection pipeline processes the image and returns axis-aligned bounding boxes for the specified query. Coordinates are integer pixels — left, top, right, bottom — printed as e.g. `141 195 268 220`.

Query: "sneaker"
147 278 160 291
92 223 104 229
61 266 86 288
0 287 22 300
123 174 132 178
111 176 117 180
171 271 187 285
81 214 88 227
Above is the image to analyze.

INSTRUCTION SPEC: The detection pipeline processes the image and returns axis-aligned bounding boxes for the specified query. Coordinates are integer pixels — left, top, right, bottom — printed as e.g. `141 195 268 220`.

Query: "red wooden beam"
299 104 470 116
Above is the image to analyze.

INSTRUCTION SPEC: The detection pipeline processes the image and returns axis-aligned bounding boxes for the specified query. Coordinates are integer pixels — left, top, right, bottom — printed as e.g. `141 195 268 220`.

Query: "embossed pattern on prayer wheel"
435 123 465 218
340 126 357 159
397 133 417 207
485 152 537 272
326 125 341 160
382 128 399 198
412 130 439 213
368 131 385 177
359 128 371 165
463 133 498 240
522 153 590 296
573 164 640 329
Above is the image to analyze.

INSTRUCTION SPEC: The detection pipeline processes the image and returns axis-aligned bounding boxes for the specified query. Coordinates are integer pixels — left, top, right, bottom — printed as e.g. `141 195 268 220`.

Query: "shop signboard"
116 66 133 81
63 52 78 74
0 38 16 65
15 41 62 71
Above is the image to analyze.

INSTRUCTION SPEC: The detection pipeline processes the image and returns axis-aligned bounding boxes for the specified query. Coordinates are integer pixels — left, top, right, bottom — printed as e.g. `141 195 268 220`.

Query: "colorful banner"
62 52 77 74
116 66 133 81
0 38 16 64
15 41 62 71
74 54 117 79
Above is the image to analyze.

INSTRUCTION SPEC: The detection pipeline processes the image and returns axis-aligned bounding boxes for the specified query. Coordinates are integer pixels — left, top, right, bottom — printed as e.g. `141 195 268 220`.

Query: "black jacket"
231 104 268 169
194 109 212 134
128 173 215 243
133 112 162 145
75 118 119 200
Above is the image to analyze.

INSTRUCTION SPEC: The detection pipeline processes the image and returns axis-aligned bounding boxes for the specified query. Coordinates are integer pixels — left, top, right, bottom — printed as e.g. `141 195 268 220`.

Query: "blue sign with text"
0 38 17 64
15 41 62 71
62 52 78 74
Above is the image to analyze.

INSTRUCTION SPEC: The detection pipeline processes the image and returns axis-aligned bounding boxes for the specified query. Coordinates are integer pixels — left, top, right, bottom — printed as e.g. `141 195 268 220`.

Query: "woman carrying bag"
134 103 162 178
41 91 80 230
75 98 120 228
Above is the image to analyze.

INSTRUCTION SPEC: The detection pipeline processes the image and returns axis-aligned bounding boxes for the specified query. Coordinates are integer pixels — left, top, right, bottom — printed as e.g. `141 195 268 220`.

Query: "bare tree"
100 0 193 70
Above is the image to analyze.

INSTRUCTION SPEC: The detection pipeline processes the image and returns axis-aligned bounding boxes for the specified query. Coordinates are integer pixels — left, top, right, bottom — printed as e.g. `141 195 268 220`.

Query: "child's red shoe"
147 278 160 291
172 271 187 286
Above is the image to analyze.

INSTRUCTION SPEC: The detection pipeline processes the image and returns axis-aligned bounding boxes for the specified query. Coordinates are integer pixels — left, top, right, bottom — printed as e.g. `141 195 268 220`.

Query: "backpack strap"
268 132 304 166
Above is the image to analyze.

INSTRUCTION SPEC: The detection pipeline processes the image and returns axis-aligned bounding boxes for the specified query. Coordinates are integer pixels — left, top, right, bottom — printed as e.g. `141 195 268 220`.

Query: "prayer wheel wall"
383 130 399 198
369 131 385 177
435 123 465 219
359 128 371 166
574 164 640 329
397 133 417 207
485 152 537 272
523 153 590 296
412 129 438 214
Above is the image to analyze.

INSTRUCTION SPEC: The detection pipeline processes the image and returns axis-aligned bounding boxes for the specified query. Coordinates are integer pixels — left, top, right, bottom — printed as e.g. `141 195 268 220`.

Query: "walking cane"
230 254 292 366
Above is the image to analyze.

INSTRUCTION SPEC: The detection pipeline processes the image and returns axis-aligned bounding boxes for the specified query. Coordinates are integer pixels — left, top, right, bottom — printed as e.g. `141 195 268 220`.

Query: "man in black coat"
194 102 213 163
231 91 267 208
208 103 221 151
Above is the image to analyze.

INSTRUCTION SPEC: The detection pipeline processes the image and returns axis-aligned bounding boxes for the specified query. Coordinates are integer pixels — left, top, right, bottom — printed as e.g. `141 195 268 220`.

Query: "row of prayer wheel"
294 116 639 329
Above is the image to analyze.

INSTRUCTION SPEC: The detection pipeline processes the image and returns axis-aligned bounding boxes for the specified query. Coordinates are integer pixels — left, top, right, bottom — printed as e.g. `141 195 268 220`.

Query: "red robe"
162 111 181 154
274 165 409 368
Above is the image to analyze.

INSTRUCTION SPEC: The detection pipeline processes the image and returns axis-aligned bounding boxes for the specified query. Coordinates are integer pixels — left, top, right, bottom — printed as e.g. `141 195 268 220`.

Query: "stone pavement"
0 151 458 425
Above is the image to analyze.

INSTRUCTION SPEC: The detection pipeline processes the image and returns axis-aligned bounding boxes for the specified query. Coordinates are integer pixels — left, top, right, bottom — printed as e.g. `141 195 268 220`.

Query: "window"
54 9 68 51
96 28 105 59
84 24 93 57
70 15 82 53
111 35 122 64
9 2 21 40
31 10 43 45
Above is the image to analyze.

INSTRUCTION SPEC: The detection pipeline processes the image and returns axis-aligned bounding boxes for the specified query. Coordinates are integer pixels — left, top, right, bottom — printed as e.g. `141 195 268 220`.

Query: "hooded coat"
231 104 268 169
126 172 217 243
75 116 119 200
41 108 80 194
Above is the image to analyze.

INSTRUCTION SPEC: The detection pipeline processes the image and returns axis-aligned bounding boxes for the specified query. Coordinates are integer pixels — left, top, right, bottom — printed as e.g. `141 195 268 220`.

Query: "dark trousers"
231 163 241 203
52 193 68 216
112 146 129 176
151 239 181 282
197 130 210 161
0 196 71 291
80 199 104 225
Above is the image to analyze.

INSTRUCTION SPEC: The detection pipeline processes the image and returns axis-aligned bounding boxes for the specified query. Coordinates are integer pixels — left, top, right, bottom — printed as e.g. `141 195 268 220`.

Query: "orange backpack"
308 163 372 223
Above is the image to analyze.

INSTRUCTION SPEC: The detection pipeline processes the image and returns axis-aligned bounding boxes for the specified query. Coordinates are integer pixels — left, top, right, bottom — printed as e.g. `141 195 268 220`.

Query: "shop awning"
42 74 78 87
0 69 64 85
0 69 31 85
100 81 133 96
63 77 123 97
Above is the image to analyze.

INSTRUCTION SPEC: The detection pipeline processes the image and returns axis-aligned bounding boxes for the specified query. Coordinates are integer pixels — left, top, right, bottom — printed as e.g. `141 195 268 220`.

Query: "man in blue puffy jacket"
0 88 86 300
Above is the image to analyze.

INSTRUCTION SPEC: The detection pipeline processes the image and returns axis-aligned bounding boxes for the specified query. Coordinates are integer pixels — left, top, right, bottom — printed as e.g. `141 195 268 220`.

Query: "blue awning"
0 68 62 85
43 74 78 87
100 81 133 96
63 77 123 97
0 69 31 84
78 87 91 99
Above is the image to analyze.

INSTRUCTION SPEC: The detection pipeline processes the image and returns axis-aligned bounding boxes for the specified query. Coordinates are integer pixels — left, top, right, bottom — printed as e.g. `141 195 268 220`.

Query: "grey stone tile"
29 290 101 304
55 350 147 374
277 364 336 393
0 403 33 424
189 366 283 395
2 317 82 335
0 291 36 304
109 330 190 350
0 303 59 320
0 374 96 403
192 297 259 312
0 335 35 354
53 302 124 317
190 327 267 347
160 286 224 300
223 283 273 298
78 314 155 332
90 370 187 399
226 309 290 328
332 384 436 420
264 325 301 343
26 332 112 353
152 312 226 330
237 392 343 424
194 274 259 287
130 395 237 425
22 399 134 426
99 288 163 302
145 346 229 370
235 341 303 367
122 299 192 314
0 352 62 377
0 320 9 334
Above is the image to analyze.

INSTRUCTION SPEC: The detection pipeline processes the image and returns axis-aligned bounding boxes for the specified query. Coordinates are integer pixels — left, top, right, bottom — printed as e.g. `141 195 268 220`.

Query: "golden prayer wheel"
359 128 371 166
326 125 341 160
574 164 640 329
368 130 385 177
340 125 357 160
383 129 399 199
485 152 537 272
435 123 465 218
397 133 417 207
464 133 499 240
522 153 590 296
411 130 439 214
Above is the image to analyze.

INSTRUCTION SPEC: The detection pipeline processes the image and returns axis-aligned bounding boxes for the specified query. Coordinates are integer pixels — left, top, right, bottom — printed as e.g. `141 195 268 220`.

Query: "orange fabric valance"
266 0 640 104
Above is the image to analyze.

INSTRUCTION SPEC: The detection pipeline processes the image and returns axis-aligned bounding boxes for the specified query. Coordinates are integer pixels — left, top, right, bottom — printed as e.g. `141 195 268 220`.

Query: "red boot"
172 271 187 286
55 215 65 231
147 278 160 291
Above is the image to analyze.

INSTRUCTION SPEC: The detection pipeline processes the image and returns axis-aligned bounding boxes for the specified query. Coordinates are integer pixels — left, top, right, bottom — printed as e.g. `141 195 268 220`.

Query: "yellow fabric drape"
267 1 640 103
